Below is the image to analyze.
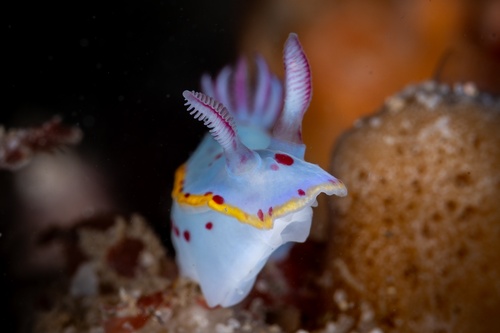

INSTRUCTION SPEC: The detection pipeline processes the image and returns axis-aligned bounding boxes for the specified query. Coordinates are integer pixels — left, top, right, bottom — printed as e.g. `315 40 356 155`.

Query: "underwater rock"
326 81 500 333
33 215 284 333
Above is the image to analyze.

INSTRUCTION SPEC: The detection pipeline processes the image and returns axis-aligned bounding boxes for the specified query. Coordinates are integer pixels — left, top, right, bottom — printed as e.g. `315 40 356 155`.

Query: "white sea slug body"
171 33 347 307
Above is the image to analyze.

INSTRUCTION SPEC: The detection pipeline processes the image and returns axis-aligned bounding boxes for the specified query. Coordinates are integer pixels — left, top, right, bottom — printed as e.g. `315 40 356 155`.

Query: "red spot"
171 220 180 237
240 155 249 163
106 238 144 278
214 153 223 160
212 195 224 204
270 164 279 171
196 297 211 309
184 192 190 198
137 291 164 308
257 209 264 221
204 191 213 196
298 189 306 196
268 207 273 216
183 230 191 242
275 153 294 166
205 222 213 230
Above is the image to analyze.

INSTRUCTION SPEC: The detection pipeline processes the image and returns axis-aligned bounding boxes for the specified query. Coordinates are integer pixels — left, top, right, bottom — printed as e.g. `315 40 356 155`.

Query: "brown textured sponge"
326 81 500 333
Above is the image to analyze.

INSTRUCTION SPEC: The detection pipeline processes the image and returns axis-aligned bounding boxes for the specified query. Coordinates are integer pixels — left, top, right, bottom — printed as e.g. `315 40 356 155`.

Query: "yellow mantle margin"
172 164 340 230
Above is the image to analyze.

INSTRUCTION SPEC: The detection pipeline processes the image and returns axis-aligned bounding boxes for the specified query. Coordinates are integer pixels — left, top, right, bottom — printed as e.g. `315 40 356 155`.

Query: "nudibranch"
171 33 347 307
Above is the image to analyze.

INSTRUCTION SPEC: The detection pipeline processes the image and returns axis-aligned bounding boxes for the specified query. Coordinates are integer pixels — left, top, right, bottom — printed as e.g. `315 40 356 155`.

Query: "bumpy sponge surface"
327 81 500 333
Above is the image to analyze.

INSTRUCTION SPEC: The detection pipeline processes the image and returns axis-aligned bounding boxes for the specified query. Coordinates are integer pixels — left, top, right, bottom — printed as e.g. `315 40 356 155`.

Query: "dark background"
3 0 251 331
4 0 248 217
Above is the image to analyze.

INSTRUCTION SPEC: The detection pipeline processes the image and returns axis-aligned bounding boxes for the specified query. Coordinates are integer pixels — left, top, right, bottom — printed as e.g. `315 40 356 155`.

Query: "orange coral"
241 0 499 168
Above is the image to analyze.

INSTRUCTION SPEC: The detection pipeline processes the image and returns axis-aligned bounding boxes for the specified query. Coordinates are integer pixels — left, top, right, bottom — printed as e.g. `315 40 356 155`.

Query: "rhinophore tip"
182 90 259 174
272 33 312 145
